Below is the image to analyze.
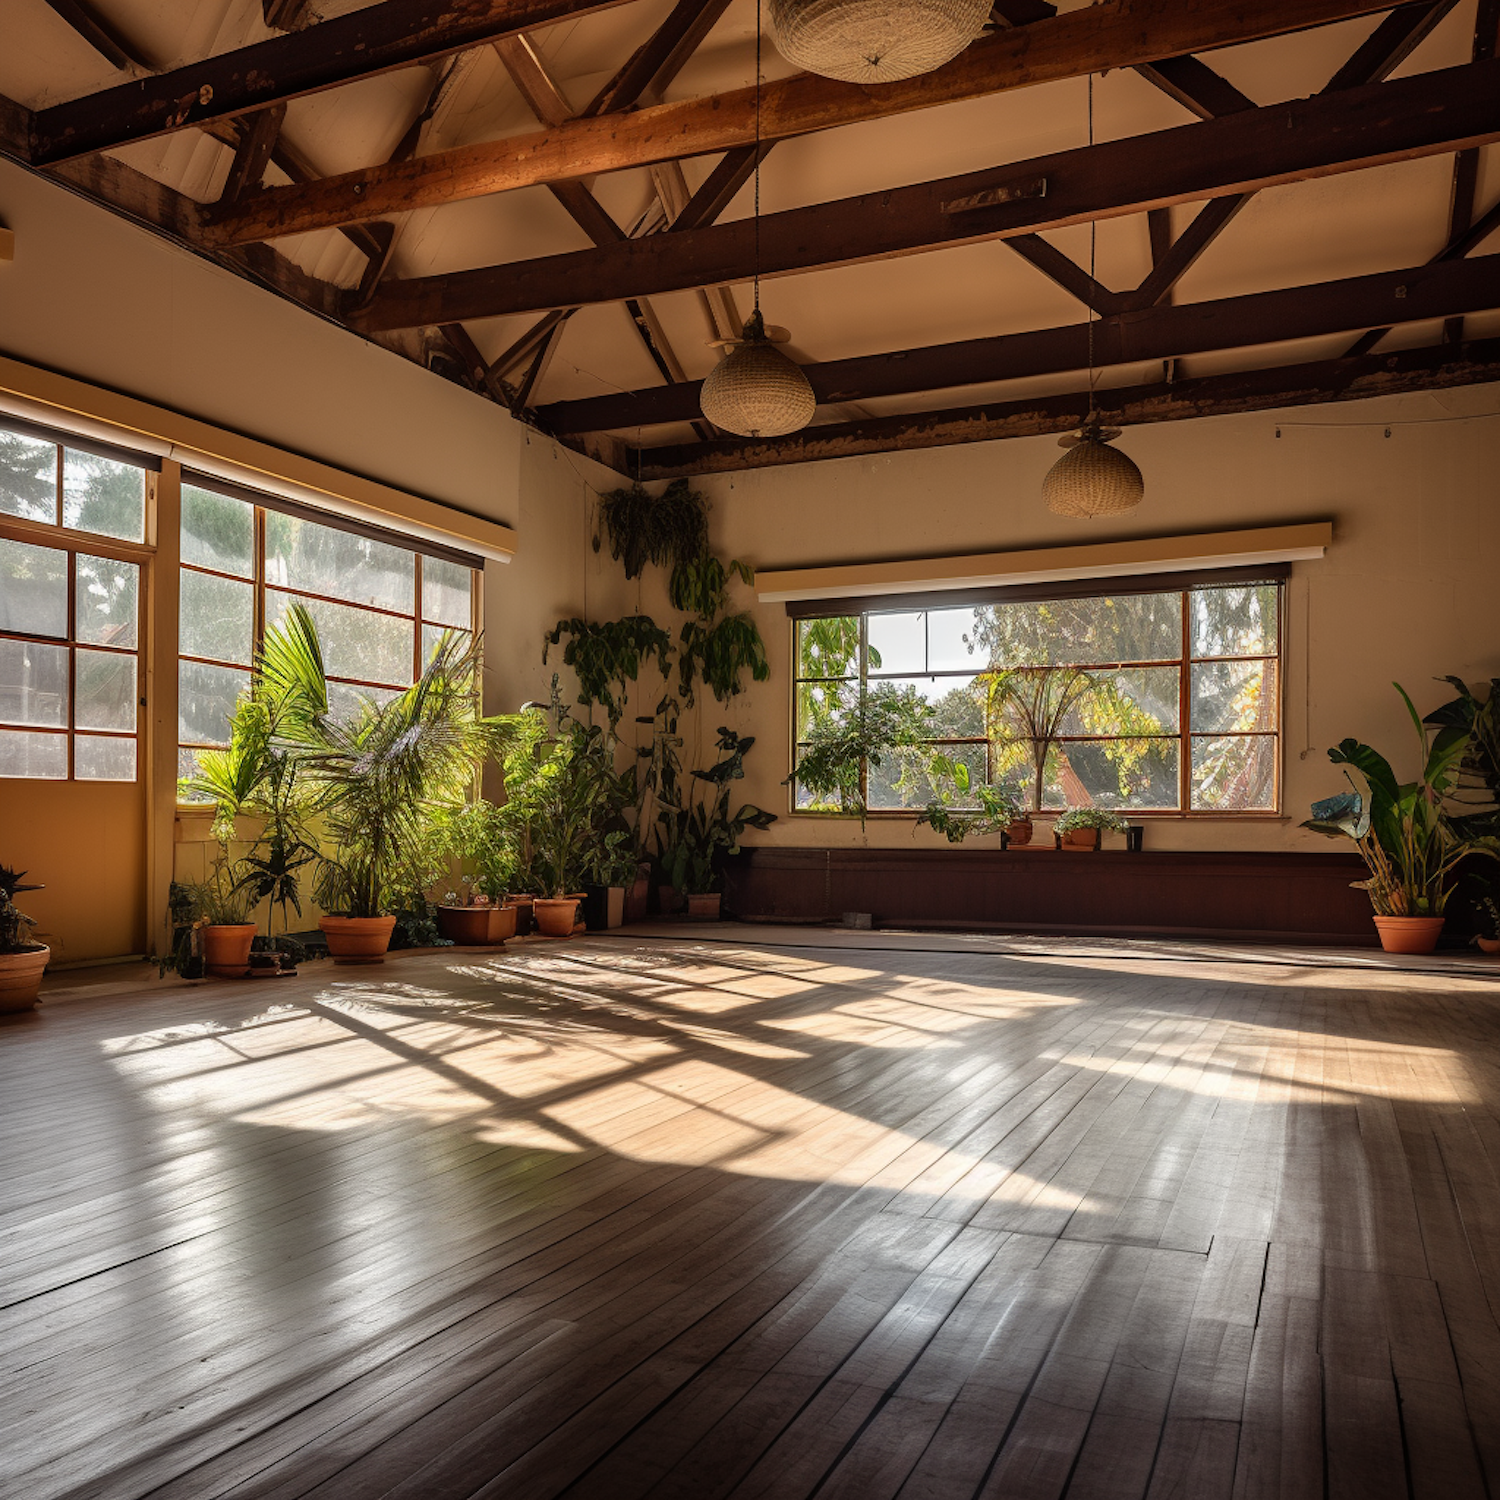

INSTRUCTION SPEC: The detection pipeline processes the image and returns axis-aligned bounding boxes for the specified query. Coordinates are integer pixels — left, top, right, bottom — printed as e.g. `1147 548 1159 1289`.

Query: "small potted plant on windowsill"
1053 807 1131 851
0 865 49 1014
916 757 1029 845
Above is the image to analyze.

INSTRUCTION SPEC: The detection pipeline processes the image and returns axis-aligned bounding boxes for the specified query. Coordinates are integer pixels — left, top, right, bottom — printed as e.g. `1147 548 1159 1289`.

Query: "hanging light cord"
1085 71 1097 428
753 0 763 316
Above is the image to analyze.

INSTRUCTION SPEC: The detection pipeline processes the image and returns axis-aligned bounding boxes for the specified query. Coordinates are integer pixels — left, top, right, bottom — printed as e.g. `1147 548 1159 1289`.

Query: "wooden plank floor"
4 933 1500 1500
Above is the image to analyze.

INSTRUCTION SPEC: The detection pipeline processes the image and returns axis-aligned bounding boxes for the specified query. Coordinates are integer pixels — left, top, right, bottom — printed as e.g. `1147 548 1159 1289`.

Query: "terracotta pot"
0 945 50 1013
1060 827 1101 851
1478 937 1500 955
1005 819 1034 847
687 892 722 920
1372 915 1445 955
534 897 580 938
436 904 516 946
319 914 397 964
505 894 535 936
203 923 257 978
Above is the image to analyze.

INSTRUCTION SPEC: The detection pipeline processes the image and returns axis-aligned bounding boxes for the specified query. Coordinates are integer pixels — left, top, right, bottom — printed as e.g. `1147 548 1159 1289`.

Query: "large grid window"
178 478 478 787
793 579 1282 816
1 427 146 782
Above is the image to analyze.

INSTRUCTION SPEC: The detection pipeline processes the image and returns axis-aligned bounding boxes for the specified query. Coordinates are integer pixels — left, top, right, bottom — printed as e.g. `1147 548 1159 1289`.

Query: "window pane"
76 554 139 648
1060 667 1180 736
796 679 859 739
62 450 145 541
0 432 56 523
874 676 984 737
927 607 981 671
870 740 987 811
1058 738 1180 810
327 680 400 723
0 729 66 779
268 590 411 686
1192 734 1277 810
867 612 924 674
75 734 136 781
1191 659 1278 734
265 512 415 613
0 537 68 638
1190 585 1280 658
796 617 860 679
181 484 253 577
422 557 472 626
0 638 68 726
179 659 247 746
178 746 212 797
180 568 253 665
76 648 137 731
972 593 1181 668
421 623 470 666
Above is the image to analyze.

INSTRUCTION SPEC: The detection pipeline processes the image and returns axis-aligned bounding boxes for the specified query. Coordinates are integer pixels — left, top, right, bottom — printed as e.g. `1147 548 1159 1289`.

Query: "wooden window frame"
789 567 1286 821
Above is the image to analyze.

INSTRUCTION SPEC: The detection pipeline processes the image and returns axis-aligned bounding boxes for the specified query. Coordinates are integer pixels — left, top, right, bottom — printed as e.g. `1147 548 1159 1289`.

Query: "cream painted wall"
0 157 523 524
522 384 1500 856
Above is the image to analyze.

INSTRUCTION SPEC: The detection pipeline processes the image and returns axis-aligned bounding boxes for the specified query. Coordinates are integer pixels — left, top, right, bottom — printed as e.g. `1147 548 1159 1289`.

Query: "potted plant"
435 801 518 945
916 756 1029 844
0 865 49 1013
1475 893 1500 955
1053 807 1130 850
512 712 619 939
659 727 776 919
191 844 260 975
258 606 502 963
1302 683 1500 953
583 832 638 930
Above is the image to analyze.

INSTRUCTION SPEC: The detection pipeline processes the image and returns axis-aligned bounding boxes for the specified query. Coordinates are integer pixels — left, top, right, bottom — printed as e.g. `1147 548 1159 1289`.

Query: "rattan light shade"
700 313 817 438
768 0 990 82
1042 431 1145 518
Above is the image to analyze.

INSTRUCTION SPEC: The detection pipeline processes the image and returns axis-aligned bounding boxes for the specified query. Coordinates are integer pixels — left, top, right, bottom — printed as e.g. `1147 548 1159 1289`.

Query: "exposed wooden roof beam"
218 103 285 204
671 144 774 231
582 0 734 115
262 0 315 31
1132 54 1256 119
1324 0 1462 90
1004 235 1124 316
629 337 1500 476
29 0 639 164
346 58 1500 332
1124 193 1248 310
201 0 1407 247
40 0 152 73
493 33 574 127
535 251 1500 431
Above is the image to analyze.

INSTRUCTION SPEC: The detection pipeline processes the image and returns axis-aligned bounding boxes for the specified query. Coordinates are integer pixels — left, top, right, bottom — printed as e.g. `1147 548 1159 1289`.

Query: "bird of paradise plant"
1302 683 1500 916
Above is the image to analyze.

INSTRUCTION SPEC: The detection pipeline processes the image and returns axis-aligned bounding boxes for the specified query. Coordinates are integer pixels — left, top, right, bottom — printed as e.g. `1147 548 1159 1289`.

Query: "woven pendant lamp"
700 310 817 437
769 0 990 82
1043 422 1144 518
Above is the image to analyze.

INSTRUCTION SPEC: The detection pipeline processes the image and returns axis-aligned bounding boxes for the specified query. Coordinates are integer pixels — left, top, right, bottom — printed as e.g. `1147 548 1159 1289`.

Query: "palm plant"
980 665 1097 813
263 604 503 919
1303 683 1500 916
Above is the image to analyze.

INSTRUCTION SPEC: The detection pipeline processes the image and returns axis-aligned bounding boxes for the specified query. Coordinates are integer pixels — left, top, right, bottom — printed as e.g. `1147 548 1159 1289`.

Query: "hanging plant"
544 615 674 729
597 479 709 580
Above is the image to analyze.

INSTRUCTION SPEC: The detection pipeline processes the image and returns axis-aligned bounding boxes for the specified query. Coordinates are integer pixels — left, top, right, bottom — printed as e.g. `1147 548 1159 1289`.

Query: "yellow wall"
507 387 1500 856
4 781 145 964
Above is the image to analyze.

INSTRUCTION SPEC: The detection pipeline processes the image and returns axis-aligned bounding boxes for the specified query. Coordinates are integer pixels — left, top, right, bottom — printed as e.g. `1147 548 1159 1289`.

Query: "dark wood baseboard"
723 845 1379 945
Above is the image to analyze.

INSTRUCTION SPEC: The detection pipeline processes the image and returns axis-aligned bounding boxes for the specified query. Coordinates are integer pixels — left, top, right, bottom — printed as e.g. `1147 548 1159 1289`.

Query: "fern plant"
596 479 709 579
